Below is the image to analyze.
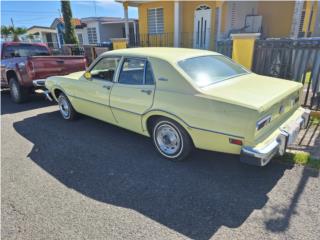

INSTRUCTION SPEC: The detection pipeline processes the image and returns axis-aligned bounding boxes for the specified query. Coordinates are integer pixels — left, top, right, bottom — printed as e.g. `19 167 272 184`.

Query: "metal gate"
252 38 320 110
216 40 233 58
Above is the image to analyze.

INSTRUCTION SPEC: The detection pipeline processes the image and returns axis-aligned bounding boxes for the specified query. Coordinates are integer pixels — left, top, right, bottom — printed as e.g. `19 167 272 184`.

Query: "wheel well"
146 115 190 136
146 114 195 147
6 70 17 82
146 115 162 135
53 89 63 99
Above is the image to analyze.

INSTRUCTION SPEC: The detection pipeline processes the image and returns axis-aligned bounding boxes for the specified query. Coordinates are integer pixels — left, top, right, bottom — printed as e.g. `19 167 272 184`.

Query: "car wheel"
152 117 194 161
9 77 29 103
58 93 77 120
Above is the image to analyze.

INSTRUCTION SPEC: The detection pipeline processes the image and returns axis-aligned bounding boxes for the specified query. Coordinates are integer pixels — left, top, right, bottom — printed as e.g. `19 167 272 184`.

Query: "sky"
1 0 138 28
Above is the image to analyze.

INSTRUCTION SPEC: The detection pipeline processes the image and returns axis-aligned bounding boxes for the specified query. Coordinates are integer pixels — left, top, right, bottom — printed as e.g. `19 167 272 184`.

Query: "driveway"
1 90 320 240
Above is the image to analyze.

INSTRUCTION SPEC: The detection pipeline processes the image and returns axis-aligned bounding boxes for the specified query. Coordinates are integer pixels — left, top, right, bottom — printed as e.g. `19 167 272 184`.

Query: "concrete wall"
138 1 174 35
221 1 258 39
257 1 295 38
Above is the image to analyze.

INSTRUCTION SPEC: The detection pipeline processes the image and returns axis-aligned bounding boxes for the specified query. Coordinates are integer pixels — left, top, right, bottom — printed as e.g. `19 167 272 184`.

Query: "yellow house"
117 0 319 50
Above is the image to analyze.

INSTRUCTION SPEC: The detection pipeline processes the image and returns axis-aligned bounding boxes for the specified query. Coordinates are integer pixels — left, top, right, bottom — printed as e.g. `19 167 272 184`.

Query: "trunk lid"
200 73 302 112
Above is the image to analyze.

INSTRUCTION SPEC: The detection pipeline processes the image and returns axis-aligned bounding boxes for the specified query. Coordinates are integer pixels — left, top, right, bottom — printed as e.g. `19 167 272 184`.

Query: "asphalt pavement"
1 90 320 240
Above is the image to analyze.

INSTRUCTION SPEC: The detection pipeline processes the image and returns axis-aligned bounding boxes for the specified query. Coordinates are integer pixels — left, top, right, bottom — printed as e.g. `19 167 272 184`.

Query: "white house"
26 26 59 48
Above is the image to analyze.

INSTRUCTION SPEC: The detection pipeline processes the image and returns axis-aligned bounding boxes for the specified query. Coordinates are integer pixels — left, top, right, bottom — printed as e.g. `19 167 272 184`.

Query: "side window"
145 62 155 85
3 46 15 58
90 57 120 81
118 58 146 85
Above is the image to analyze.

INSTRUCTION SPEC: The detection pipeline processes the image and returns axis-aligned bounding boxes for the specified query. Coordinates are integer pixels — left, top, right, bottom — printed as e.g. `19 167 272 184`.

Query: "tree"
1 25 27 42
11 27 27 41
61 0 78 44
1 25 11 41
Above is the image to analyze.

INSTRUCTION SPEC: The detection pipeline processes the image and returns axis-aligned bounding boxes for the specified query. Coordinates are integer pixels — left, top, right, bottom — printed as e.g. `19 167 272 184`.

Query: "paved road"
1 90 320 240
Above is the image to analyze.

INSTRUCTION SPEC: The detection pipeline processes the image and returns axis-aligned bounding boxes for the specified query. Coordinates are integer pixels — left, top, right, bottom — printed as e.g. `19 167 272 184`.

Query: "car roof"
103 47 221 63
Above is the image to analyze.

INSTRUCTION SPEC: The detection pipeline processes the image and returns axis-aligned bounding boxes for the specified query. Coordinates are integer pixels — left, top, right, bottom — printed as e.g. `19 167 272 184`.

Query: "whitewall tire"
58 93 77 120
152 117 193 161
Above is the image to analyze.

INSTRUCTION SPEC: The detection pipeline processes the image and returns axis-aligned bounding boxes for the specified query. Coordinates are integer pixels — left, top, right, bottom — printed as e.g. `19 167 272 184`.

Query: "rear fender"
142 110 192 137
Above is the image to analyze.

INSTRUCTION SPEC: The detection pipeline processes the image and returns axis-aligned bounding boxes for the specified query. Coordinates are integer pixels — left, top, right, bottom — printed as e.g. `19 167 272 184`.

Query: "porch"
118 0 319 50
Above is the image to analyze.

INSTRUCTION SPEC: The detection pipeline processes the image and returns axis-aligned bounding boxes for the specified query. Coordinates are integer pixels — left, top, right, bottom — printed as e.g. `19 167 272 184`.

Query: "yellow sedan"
43 48 310 166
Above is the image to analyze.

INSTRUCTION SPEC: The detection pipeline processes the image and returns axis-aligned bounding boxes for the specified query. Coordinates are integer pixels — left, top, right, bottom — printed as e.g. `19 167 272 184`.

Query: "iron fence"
216 40 233 58
131 33 174 47
131 32 216 49
252 38 320 110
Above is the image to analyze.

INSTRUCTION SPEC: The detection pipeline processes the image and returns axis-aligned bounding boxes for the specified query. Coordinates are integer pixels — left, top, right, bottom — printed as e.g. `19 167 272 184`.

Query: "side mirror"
84 71 92 80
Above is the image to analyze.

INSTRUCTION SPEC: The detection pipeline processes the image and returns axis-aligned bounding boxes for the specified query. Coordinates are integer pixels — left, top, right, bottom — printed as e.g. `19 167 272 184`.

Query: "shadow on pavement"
264 166 319 232
1 90 54 115
14 110 293 240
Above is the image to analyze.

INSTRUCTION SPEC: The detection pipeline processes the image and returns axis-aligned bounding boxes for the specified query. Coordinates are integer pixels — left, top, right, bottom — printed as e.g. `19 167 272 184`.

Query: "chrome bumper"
33 79 46 88
43 90 53 101
240 108 310 166
33 79 53 101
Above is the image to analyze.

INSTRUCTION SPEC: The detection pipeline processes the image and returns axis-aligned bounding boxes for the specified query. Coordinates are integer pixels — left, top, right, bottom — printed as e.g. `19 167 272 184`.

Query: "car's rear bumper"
240 107 310 166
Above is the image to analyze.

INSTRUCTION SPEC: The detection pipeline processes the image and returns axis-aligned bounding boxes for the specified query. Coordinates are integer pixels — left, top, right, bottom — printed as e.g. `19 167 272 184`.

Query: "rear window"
178 55 249 87
3 44 50 58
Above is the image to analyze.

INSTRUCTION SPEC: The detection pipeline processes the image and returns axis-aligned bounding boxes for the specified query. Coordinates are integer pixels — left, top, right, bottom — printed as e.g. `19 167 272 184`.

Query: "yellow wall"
180 1 217 49
232 36 256 69
112 39 127 49
138 1 174 46
220 1 228 33
303 0 318 35
257 1 295 38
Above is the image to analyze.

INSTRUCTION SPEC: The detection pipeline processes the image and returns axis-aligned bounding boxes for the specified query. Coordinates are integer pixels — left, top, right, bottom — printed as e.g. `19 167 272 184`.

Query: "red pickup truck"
1 42 87 103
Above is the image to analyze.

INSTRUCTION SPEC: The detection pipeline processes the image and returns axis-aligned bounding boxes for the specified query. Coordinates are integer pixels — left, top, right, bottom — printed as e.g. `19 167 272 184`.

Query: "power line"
3 10 58 14
2 12 58 15
14 16 57 23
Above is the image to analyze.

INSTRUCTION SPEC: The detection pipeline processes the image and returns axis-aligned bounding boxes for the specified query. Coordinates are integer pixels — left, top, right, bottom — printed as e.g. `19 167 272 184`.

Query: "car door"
110 57 155 133
71 56 121 124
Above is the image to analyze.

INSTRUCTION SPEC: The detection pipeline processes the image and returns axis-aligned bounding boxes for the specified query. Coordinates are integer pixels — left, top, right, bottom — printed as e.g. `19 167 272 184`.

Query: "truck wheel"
9 77 29 103
152 117 194 161
57 93 77 120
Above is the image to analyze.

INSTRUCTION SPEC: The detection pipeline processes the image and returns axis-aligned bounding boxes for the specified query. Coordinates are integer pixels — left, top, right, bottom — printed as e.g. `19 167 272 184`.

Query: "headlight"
256 115 272 131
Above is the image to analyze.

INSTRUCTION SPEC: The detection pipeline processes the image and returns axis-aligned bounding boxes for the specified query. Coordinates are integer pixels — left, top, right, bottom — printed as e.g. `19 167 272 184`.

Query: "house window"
87 27 97 44
77 33 83 45
147 8 164 35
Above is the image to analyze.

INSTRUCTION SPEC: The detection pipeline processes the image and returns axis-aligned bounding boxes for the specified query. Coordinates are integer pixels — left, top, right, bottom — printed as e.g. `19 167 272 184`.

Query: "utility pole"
58 9 62 18
93 1 97 17
10 18 14 28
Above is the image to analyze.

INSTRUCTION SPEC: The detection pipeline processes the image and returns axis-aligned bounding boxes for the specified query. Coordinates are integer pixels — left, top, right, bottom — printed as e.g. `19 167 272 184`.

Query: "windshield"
178 55 249 87
4 44 50 58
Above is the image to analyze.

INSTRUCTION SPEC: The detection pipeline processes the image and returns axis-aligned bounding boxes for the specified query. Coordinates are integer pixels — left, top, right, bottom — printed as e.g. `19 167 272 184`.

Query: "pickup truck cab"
0 42 87 103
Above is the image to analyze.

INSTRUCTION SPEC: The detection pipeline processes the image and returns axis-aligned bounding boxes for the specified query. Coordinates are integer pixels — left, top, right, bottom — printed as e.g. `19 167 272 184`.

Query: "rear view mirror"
84 71 92 80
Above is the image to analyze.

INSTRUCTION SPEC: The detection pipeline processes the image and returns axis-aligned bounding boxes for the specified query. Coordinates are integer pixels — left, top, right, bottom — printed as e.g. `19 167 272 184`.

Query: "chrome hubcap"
59 97 70 118
156 124 181 155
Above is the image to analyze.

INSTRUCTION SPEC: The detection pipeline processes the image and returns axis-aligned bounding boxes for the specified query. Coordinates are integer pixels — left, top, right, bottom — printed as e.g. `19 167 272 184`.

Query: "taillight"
83 58 88 67
27 59 34 73
229 138 243 146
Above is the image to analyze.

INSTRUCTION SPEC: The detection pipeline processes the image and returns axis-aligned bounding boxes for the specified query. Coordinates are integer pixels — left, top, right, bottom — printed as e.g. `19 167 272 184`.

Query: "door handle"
141 89 152 95
102 85 111 90
56 60 64 64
